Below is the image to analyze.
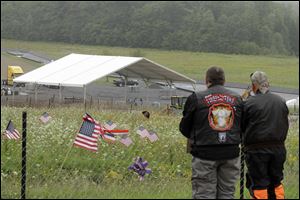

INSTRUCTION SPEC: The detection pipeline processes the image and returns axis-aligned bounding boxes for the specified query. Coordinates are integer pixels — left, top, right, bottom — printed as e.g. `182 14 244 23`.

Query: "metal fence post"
21 111 27 199
90 96 93 109
240 138 245 199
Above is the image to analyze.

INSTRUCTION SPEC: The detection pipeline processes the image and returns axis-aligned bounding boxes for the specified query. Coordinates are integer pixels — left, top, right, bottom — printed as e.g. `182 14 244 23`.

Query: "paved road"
1 48 53 64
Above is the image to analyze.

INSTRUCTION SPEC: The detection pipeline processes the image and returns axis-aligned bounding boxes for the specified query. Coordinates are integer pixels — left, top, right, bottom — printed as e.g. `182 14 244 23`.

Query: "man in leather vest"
180 66 243 199
242 71 289 199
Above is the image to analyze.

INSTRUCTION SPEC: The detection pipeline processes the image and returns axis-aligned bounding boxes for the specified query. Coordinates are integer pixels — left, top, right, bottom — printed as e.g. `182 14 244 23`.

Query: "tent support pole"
59 84 62 104
83 85 87 111
145 79 149 105
35 84 38 105
141 78 149 106
124 77 128 103
192 83 196 92
171 80 175 96
167 80 174 97
12 84 15 106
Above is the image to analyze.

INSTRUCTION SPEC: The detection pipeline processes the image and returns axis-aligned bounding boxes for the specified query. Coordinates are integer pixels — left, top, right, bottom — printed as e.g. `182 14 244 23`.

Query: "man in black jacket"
179 66 243 199
242 71 289 199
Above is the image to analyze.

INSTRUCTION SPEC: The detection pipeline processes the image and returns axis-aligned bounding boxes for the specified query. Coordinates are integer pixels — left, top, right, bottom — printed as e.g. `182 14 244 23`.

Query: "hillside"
1 39 299 89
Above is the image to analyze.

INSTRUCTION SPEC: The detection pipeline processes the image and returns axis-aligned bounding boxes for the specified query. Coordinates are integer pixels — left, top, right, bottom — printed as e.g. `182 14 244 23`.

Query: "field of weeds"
1 106 298 198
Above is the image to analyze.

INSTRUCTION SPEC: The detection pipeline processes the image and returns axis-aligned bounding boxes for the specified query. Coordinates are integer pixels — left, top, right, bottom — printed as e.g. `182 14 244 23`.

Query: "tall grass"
1 106 299 198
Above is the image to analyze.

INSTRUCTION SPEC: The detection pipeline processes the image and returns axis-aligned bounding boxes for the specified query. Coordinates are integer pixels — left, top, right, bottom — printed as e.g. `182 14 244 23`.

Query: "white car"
286 97 299 115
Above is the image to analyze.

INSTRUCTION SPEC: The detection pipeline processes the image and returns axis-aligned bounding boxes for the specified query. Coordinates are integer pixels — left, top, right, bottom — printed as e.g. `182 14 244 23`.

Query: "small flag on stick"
100 132 116 144
120 135 133 147
101 120 128 143
40 112 52 124
147 131 159 142
103 120 128 136
103 120 117 130
137 126 149 138
4 120 20 140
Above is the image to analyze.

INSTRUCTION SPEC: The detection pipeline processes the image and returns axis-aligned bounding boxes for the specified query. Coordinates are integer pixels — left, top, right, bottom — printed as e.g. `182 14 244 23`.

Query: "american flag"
120 135 133 147
137 126 149 138
147 131 159 142
102 120 128 137
40 112 52 124
101 132 116 144
103 120 117 130
73 113 100 152
4 120 20 140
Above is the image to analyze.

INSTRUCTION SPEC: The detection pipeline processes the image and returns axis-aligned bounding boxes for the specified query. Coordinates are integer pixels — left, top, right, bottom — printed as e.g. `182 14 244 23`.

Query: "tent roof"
14 53 195 87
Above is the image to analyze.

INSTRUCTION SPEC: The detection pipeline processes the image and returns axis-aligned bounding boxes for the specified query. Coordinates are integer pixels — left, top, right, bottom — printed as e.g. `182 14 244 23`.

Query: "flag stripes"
5 130 20 139
73 113 100 152
4 120 20 140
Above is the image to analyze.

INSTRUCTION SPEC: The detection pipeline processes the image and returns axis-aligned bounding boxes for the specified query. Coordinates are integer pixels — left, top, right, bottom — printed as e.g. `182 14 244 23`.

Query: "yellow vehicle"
7 65 24 86
170 96 188 109
2 66 24 86
1 66 25 96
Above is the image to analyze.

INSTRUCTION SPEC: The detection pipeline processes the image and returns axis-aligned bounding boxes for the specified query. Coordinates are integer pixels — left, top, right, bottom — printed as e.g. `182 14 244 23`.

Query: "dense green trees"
1 1 299 56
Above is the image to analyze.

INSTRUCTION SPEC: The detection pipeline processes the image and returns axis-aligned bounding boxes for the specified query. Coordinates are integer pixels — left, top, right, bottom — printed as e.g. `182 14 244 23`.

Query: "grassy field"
1 106 299 199
1 39 299 89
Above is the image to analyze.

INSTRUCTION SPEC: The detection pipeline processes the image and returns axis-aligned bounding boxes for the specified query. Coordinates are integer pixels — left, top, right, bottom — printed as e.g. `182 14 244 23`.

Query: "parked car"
113 78 139 87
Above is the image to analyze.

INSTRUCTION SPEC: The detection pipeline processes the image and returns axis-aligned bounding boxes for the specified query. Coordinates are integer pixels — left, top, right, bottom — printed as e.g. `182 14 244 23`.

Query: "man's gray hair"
250 71 269 94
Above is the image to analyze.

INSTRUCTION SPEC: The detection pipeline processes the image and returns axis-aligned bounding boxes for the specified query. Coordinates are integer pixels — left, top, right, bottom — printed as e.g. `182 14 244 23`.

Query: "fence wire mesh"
1 84 179 110
1 105 299 199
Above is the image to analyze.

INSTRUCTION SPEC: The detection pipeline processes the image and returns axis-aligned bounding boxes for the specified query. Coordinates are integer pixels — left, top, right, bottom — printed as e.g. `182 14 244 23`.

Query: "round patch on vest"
208 103 234 131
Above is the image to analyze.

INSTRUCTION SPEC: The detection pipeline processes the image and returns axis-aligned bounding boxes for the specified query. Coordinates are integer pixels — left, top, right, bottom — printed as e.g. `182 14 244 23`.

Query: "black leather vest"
191 85 243 146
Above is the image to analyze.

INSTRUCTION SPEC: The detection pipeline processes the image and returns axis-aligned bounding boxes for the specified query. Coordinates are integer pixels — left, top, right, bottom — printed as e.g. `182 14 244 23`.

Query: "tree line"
1 1 299 56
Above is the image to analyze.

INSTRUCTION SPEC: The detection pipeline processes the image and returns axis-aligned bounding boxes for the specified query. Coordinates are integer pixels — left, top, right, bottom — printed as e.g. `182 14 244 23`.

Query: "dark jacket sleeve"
179 92 197 138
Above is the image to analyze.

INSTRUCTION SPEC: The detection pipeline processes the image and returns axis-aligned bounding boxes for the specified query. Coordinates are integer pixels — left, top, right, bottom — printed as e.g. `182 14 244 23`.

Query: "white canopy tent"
14 53 196 104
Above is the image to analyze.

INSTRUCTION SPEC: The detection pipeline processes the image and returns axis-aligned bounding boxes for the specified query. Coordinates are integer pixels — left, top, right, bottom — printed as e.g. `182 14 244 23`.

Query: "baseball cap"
250 71 269 94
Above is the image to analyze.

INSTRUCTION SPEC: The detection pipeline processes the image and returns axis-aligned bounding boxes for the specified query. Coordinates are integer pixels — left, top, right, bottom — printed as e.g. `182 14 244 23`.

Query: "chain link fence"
1 82 182 107
1 105 299 199
1 84 182 113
